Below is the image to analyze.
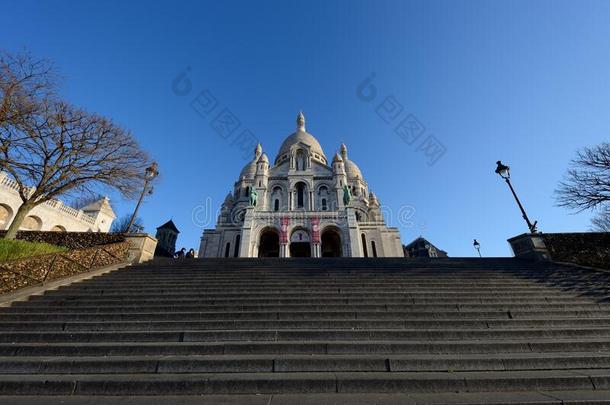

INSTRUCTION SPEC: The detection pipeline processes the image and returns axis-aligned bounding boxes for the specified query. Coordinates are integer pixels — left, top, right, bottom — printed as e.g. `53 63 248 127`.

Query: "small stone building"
154 220 180 257
403 237 448 258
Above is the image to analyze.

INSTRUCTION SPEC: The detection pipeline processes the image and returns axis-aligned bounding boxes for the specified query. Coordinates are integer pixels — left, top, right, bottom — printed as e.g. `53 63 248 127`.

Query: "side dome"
275 112 328 165
239 143 264 179
338 143 363 179
258 153 269 163
345 159 363 179
239 161 257 179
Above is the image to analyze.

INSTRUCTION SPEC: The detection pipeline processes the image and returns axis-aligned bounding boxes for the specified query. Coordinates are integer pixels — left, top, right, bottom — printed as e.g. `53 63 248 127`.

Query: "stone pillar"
280 217 289 258
240 207 255 257
311 217 320 258
507 233 551 262
346 208 362 257
336 188 344 209
125 233 157 263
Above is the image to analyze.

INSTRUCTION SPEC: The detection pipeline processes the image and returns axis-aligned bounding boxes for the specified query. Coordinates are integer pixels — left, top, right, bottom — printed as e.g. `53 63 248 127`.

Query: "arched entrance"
321 227 342 257
290 228 311 257
258 228 280 257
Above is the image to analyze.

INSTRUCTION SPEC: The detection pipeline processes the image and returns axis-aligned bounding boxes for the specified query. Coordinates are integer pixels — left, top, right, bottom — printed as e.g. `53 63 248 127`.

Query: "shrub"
0 239 66 262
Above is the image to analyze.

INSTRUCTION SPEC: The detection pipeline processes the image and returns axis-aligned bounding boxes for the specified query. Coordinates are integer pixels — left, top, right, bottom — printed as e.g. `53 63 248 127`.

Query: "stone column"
240 207 255 257
280 217 289 258
507 233 551 262
125 234 158 263
346 207 362 257
311 217 320 258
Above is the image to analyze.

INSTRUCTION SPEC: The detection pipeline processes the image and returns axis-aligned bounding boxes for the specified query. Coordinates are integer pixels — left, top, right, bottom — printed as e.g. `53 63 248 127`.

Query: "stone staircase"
2 257 610 404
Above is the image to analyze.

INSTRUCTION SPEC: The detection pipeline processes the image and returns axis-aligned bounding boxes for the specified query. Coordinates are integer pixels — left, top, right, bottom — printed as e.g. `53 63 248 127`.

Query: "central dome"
275 112 327 165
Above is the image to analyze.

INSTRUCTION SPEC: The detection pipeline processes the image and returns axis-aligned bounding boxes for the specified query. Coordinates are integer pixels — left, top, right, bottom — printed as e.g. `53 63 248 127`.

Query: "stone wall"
0 231 125 249
541 232 610 270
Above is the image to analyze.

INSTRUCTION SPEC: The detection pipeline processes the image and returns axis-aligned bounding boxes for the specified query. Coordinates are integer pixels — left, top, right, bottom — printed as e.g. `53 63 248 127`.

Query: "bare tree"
591 207 610 232
69 193 109 210
556 142 610 213
111 214 144 234
0 50 56 128
0 51 151 239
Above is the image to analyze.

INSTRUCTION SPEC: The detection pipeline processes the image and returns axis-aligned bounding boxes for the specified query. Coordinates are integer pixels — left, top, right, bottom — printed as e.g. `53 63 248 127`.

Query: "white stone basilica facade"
199 113 404 258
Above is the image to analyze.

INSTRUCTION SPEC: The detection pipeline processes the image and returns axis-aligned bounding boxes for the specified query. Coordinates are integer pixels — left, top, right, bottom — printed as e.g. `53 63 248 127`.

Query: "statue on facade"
342 184 352 206
249 187 258 207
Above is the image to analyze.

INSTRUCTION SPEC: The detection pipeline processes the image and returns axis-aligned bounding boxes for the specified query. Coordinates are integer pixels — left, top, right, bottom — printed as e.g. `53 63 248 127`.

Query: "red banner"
280 217 289 244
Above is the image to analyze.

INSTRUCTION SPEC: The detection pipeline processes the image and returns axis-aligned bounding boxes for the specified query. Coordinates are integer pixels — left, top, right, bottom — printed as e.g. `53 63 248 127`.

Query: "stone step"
2 391 610 405
69 280 555 286
0 369 606 395
35 291 576 300
5 309 610 321
4 328 610 343
21 298 599 307
3 352 610 374
4 339 610 357
4 318 610 332
6 303 604 313
45 288 569 296
70 281 561 287
81 268 549 275
84 272 535 276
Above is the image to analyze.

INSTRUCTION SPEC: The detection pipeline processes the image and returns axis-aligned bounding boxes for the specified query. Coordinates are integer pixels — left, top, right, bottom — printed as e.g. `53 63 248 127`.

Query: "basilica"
199 112 404 258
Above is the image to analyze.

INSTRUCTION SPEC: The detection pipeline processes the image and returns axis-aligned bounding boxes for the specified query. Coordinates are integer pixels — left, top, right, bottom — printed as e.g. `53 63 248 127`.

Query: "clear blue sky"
3 0 609 256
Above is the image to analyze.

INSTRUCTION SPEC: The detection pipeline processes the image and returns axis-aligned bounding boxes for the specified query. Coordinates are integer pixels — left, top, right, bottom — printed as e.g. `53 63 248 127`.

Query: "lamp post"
495 160 538 234
125 162 159 233
473 239 481 257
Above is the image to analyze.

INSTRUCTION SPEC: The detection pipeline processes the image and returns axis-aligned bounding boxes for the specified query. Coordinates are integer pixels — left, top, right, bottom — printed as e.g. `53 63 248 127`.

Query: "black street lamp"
473 239 481 257
495 160 538 234
125 162 159 233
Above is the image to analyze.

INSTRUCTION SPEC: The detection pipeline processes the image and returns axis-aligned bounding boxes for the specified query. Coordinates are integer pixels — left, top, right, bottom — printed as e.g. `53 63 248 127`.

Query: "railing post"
42 254 59 283
90 249 100 270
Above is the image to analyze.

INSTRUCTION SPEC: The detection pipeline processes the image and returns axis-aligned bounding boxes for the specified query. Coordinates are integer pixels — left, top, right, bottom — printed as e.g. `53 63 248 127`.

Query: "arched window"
234 235 241 257
371 241 378 258
296 150 306 171
224 242 231 258
244 186 250 197
271 186 282 211
361 233 368 257
296 183 305 208
318 186 329 211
